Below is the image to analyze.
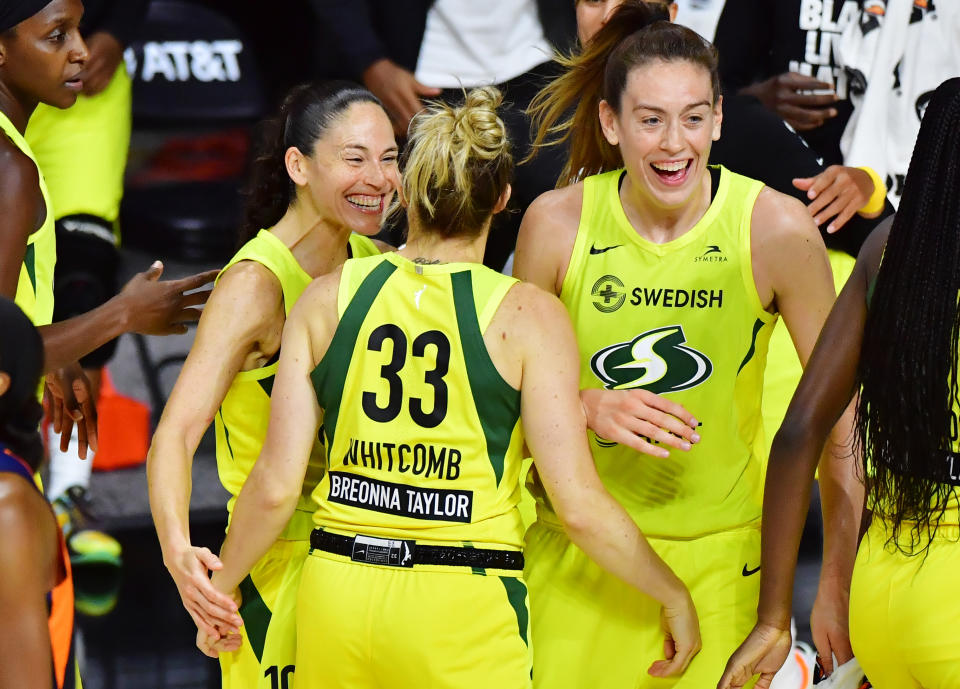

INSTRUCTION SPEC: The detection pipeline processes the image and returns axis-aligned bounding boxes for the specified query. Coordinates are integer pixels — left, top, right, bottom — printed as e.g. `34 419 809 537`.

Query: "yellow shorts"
849 518 960 688
761 250 856 461
219 538 308 689
25 65 131 225
295 547 532 689
525 520 760 689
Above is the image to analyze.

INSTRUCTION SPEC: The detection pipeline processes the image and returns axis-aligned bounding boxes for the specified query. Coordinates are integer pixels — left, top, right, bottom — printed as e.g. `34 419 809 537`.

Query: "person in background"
719 76 960 689
0 297 78 689
310 0 576 271
25 0 148 575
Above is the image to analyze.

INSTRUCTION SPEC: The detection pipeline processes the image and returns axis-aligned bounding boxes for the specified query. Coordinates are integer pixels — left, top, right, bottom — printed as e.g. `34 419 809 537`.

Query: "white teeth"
347 195 380 208
652 161 688 172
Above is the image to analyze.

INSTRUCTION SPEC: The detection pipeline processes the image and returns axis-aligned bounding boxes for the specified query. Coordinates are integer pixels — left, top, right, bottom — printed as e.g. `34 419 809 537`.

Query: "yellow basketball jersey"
0 111 56 329
215 230 379 539
538 166 773 538
310 253 526 550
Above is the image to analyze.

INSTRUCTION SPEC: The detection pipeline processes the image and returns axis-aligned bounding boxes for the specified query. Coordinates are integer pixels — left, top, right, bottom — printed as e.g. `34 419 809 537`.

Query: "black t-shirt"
714 0 862 166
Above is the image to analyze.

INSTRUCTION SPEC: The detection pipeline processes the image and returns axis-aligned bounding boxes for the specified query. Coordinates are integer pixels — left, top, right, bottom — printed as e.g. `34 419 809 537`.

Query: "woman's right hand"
649 590 702 677
580 388 700 458
165 544 242 637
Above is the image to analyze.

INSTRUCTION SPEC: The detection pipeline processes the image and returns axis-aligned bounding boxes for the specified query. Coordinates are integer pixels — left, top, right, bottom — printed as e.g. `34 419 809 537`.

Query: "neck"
271 202 353 278
0 85 36 134
619 170 713 245
400 221 490 265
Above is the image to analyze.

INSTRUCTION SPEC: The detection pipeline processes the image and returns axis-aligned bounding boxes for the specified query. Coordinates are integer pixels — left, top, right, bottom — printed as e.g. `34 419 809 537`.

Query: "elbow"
555 503 594 544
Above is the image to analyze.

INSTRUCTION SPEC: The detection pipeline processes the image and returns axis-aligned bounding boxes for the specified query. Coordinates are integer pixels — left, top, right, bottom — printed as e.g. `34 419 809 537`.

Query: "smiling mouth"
650 159 692 186
64 77 83 91
347 194 384 214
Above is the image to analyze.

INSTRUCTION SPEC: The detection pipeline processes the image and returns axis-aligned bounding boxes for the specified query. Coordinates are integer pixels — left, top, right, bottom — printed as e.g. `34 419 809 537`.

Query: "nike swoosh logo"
742 564 761 576
590 244 622 255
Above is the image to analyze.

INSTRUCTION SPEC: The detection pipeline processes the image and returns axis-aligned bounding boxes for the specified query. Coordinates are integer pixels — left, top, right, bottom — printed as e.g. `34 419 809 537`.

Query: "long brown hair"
527 3 720 187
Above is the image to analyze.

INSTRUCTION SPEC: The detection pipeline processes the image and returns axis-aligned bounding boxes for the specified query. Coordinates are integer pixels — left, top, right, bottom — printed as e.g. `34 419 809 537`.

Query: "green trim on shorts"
451 271 521 487
238 574 273 662
311 260 396 451
499 576 529 648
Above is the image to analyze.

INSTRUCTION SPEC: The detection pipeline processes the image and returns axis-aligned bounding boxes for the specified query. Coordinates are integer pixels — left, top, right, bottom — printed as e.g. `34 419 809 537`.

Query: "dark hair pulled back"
0 298 44 471
239 80 384 245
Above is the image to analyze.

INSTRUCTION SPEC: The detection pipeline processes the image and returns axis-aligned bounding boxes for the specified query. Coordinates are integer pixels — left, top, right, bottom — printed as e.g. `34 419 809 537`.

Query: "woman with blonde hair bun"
201 86 699 688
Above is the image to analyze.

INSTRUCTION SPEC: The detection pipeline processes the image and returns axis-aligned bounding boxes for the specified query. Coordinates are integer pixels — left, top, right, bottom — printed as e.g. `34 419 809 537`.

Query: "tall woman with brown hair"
514 18 857 687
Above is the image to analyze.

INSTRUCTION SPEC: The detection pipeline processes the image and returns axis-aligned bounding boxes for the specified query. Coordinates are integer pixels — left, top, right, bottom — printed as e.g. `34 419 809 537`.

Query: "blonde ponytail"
401 86 513 238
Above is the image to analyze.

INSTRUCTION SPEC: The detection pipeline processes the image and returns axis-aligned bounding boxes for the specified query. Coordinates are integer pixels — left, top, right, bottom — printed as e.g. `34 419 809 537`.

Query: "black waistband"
310 529 524 571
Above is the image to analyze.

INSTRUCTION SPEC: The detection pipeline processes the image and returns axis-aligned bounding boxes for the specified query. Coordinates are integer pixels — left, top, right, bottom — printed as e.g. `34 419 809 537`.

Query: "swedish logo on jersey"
590 325 713 392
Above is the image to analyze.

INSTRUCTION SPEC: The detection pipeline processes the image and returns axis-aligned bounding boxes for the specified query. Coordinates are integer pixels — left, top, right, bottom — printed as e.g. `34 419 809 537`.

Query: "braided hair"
855 77 960 554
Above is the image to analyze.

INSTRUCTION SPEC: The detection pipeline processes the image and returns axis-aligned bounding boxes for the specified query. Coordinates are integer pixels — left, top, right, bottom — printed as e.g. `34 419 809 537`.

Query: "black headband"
0 297 43 419
0 0 55 34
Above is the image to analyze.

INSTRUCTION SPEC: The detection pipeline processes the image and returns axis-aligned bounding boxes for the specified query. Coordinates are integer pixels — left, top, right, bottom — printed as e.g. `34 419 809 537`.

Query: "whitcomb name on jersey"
328 471 473 523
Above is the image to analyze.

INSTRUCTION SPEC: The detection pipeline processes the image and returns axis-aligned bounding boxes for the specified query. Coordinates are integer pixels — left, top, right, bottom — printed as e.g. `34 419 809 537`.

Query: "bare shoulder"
751 186 822 245
515 184 585 292
496 280 571 339
0 136 42 223
0 476 56 574
521 184 584 239
213 260 284 320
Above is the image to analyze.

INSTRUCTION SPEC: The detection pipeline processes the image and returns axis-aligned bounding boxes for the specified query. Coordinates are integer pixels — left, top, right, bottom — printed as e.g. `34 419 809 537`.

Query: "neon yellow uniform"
304 253 531 689
0 111 56 330
26 65 131 229
527 166 769 688
760 250 854 460
215 230 378 689
848 287 960 687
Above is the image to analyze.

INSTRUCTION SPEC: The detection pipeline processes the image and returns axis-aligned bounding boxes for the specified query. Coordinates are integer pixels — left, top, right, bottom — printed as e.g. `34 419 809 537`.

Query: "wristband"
857 166 887 216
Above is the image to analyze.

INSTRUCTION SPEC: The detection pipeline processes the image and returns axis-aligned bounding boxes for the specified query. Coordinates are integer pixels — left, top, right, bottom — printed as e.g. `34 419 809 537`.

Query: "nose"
70 32 89 65
660 118 684 154
365 160 393 192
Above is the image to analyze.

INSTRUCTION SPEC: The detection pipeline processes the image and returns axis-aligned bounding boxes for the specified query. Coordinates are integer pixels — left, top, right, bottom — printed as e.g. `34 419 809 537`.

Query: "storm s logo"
590 325 713 393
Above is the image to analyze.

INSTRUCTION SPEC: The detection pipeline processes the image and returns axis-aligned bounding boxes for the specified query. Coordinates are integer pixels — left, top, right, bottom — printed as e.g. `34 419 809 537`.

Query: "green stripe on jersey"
312 260 397 451
451 271 521 486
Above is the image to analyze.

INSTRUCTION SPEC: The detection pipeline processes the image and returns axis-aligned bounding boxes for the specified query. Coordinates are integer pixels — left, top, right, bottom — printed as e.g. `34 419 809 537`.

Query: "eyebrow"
633 101 712 114
342 144 399 153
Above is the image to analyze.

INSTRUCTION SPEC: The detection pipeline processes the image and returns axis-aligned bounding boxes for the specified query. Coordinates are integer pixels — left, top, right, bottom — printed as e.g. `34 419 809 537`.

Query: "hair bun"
453 87 508 161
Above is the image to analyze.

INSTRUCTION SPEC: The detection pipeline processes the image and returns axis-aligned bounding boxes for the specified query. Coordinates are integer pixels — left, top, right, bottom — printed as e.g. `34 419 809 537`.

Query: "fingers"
412 79 442 97
777 103 838 131
174 270 219 291
188 609 221 640
144 260 164 281
187 586 242 633
648 642 696 677
176 308 203 324
781 72 834 92
635 390 699 431
791 177 814 191
812 196 846 228
804 166 840 200
180 289 212 308
194 546 224 572
826 204 857 233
